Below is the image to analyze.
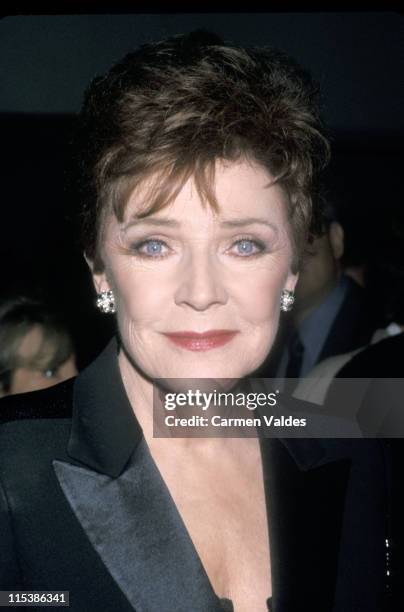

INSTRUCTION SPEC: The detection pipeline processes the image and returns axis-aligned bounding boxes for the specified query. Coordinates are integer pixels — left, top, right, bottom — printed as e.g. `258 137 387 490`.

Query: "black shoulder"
0 378 74 425
337 332 404 377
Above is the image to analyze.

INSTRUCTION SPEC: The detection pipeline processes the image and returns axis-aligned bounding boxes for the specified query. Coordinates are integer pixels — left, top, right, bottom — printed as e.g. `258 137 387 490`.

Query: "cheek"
110 264 171 338
10 369 28 394
233 266 285 327
11 369 41 394
59 358 78 380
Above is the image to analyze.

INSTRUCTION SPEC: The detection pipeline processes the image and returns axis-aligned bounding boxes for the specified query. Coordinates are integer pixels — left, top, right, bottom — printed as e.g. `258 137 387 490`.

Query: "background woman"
0 296 77 397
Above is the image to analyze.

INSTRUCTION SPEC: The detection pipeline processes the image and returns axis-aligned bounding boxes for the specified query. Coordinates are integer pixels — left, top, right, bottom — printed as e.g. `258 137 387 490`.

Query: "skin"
293 221 344 326
5 325 77 396
93 159 298 396
90 159 299 611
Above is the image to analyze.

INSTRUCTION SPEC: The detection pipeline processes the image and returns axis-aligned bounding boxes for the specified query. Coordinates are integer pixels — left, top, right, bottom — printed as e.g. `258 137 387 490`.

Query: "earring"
96 290 116 314
280 289 295 312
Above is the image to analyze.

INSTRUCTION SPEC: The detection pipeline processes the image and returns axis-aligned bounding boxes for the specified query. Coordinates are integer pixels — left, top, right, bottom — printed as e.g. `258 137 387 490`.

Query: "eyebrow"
123 216 278 231
220 218 278 231
123 218 179 229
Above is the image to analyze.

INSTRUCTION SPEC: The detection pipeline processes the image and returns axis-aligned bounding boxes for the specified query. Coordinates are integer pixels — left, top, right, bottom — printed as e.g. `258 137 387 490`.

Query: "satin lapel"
53 439 223 612
261 439 351 612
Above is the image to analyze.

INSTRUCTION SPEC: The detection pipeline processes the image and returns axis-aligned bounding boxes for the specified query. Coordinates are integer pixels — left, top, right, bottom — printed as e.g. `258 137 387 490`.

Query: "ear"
284 270 299 293
328 221 344 261
84 254 111 295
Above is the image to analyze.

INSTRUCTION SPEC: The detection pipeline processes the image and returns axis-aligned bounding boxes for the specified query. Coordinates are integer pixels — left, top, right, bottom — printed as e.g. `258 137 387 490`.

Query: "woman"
0 31 391 611
0 296 77 397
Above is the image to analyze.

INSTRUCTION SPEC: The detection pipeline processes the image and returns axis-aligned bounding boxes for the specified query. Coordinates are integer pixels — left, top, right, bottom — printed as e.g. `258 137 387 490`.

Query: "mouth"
162 330 239 352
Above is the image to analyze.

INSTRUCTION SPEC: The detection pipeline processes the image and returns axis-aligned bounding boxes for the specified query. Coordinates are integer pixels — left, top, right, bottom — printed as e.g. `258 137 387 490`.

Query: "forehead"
17 325 45 360
16 325 56 368
121 160 289 227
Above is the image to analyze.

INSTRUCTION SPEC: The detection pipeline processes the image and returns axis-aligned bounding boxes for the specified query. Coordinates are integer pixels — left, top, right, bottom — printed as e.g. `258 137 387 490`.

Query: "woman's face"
9 325 77 396
93 160 298 381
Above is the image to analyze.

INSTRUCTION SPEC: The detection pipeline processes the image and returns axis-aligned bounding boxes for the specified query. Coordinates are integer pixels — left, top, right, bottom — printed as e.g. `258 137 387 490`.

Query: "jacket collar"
68 338 142 477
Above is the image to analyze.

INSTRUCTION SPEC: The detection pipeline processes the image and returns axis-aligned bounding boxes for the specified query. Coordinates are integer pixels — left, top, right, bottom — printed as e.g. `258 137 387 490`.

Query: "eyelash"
129 236 268 259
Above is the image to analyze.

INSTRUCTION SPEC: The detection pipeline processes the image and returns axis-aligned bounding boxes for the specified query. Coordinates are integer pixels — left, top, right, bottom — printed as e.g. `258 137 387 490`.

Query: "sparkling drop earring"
280 289 295 312
96 290 116 314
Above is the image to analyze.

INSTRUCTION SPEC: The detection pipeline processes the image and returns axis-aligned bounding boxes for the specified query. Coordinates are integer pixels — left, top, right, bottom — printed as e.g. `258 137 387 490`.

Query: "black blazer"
0 340 393 611
326 332 404 610
316 276 380 364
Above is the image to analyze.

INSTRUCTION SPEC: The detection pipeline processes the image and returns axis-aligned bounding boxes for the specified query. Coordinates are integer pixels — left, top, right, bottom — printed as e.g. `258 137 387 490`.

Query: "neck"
117 348 248 456
118 348 155 440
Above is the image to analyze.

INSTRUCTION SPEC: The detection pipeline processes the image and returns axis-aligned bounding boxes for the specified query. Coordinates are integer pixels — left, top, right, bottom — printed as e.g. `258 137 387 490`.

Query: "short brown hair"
76 30 330 272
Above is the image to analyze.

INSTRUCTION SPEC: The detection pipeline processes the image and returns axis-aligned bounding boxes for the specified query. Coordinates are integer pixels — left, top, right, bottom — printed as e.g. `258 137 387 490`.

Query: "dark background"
1 12 403 367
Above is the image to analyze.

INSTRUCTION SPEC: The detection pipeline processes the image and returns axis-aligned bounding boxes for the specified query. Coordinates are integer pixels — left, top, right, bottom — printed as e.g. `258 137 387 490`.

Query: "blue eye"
132 239 168 257
237 240 254 254
144 240 164 255
233 239 264 256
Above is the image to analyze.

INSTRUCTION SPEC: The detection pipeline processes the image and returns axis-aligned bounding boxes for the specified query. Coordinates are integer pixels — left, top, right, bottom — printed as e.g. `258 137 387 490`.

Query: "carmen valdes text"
164 415 307 428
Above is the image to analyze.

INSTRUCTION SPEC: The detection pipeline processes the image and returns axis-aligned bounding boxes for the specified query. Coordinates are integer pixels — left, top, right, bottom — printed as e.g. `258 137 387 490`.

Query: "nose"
174 251 228 311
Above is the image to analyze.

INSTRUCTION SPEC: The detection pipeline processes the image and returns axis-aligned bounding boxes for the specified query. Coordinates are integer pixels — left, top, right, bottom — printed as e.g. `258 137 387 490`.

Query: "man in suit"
259 198 380 383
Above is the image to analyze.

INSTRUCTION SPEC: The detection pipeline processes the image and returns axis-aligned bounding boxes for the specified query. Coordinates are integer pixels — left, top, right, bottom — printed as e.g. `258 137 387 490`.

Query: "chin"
157 359 260 384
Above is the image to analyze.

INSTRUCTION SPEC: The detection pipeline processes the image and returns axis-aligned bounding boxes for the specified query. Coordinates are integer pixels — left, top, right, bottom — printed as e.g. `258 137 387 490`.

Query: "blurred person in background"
294 203 404 402
259 192 380 385
0 296 77 397
292 207 404 611
312 207 404 612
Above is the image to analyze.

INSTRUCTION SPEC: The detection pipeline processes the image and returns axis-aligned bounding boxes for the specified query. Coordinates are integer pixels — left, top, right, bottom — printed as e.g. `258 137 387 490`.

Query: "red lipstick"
162 330 238 351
